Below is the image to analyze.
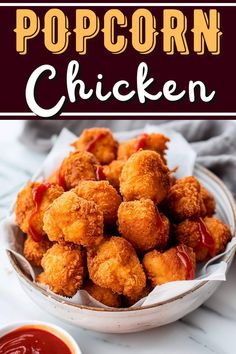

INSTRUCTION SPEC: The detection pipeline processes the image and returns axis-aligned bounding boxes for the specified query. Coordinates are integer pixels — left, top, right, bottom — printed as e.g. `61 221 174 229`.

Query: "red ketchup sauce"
197 217 216 257
134 133 149 152
156 206 163 228
96 166 106 180
176 245 195 280
28 183 51 242
85 133 107 152
0 327 72 354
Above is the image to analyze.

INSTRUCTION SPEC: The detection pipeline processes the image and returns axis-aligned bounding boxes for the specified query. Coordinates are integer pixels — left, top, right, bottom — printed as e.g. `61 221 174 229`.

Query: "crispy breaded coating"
123 286 152 307
103 160 125 190
175 217 231 262
43 191 104 247
87 237 146 300
15 182 38 234
200 186 216 216
72 127 118 165
57 151 98 190
120 150 170 204
117 133 169 162
74 181 121 226
84 280 121 307
37 243 85 297
46 170 58 185
118 199 169 252
15 182 64 238
143 245 196 286
23 236 53 267
165 176 205 222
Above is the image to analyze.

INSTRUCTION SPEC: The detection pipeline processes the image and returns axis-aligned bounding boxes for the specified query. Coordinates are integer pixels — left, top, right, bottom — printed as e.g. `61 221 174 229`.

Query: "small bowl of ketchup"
0 321 82 354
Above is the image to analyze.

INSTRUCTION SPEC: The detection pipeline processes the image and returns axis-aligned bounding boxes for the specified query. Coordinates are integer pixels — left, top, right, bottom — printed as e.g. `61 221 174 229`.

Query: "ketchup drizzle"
198 217 216 257
134 133 149 152
96 166 106 180
28 182 51 242
176 245 195 280
86 133 108 152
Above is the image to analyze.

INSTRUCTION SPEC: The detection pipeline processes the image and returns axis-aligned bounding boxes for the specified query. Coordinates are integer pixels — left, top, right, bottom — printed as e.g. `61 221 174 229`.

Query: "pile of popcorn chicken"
15 128 231 307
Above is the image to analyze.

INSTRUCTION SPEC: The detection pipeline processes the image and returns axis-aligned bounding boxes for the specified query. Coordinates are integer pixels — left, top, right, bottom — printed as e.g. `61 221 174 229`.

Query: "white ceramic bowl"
7 165 236 333
0 321 82 353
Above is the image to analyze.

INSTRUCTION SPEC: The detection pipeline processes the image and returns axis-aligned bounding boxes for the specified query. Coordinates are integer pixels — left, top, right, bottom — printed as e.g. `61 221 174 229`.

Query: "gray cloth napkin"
20 120 236 197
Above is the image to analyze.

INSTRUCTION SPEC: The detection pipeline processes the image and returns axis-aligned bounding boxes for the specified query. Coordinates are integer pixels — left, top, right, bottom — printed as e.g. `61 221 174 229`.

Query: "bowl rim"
7 164 236 313
0 320 81 353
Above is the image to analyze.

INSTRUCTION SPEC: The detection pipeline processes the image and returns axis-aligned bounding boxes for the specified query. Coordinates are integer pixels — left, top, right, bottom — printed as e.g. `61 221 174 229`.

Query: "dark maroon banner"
0 5 235 116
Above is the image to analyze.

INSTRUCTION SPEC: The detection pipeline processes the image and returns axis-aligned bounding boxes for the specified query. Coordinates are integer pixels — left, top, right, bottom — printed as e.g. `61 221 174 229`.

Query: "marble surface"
0 121 236 354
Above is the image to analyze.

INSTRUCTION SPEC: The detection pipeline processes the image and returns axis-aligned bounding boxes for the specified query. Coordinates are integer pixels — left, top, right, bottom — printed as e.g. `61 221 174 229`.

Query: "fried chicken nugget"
120 150 171 204
165 176 206 222
175 217 231 262
37 243 85 297
72 127 118 165
87 236 146 300
122 286 152 307
74 181 121 226
15 182 64 239
118 199 169 253
43 191 104 247
103 160 125 190
84 280 121 307
23 236 53 267
56 151 99 190
200 186 216 216
117 133 169 162
143 245 196 286
15 182 37 234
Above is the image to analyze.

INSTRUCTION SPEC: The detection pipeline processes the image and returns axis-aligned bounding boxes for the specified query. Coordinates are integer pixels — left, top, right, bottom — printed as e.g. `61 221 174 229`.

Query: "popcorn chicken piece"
15 182 64 240
117 133 169 162
37 243 85 297
87 237 146 300
43 191 104 248
118 199 169 252
175 216 231 262
74 180 121 226
120 150 170 204
84 280 121 308
200 186 216 216
56 151 98 190
23 236 52 267
72 127 118 165
165 176 205 222
143 245 196 286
